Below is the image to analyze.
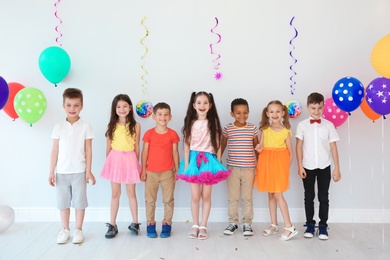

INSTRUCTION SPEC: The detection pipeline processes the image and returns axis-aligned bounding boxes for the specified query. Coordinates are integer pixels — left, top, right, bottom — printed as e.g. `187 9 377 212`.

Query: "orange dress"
255 127 291 192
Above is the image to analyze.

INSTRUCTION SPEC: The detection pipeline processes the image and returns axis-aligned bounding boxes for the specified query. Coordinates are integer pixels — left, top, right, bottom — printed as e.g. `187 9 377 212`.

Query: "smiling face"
193 94 211 119
231 104 249 127
116 100 131 120
266 103 284 124
153 108 171 127
307 102 324 119
63 97 83 123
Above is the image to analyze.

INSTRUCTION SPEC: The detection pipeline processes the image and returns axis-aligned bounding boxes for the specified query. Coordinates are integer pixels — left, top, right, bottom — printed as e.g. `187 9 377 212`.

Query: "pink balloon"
322 97 348 128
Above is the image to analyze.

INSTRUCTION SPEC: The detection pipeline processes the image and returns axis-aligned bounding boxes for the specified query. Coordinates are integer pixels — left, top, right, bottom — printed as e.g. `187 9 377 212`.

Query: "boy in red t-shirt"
141 102 180 238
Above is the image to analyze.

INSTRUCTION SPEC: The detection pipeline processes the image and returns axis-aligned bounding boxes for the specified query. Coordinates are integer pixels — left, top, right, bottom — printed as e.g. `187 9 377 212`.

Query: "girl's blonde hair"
259 100 291 130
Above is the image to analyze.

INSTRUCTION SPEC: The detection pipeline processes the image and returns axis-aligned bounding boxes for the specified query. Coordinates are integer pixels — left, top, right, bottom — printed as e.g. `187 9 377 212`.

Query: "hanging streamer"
289 16 298 95
54 0 63 46
210 17 222 80
140 16 149 93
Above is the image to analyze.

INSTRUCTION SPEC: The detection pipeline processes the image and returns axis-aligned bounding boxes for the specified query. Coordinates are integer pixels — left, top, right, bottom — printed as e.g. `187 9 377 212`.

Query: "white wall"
1 0 389 223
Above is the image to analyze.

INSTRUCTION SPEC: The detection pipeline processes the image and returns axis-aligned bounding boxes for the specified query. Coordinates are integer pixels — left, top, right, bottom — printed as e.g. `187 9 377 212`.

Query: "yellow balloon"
371 34 390 78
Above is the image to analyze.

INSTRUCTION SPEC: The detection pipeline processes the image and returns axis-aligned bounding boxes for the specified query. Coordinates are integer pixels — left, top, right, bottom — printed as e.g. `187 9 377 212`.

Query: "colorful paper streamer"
140 16 149 93
210 17 222 80
289 16 298 95
54 0 63 46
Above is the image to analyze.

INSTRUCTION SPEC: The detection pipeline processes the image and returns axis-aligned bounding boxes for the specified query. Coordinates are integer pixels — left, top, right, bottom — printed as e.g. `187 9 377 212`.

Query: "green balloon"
14 88 47 126
38 46 71 85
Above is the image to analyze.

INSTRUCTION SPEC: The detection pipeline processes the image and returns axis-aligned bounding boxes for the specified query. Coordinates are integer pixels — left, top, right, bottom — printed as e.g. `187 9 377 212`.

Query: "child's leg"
75 209 85 230
200 184 212 228
145 171 159 225
241 168 255 225
160 170 175 225
268 193 278 226
302 168 317 225
126 183 138 223
110 182 121 225
274 192 293 236
226 168 240 225
60 208 70 230
317 166 331 226
190 183 201 227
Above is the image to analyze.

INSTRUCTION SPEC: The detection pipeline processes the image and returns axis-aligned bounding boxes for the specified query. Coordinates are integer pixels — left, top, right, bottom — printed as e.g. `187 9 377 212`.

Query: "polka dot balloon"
14 87 47 126
332 76 364 113
323 96 348 128
136 100 153 118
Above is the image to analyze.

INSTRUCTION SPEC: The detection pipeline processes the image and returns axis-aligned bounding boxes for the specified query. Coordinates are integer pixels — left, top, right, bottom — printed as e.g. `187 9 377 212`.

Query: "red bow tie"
310 119 321 124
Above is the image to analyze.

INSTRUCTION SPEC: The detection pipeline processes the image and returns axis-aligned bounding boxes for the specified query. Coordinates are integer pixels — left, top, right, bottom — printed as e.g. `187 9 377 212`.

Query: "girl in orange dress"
255 100 298 241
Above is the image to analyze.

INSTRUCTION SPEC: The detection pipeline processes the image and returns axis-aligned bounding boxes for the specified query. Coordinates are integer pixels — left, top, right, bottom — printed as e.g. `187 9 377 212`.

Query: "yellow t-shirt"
262 127 291 149
111 124 135 152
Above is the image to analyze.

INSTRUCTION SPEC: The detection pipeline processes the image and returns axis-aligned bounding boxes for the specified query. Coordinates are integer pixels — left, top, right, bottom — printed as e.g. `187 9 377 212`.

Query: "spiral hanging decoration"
289 16 298 95
140 16 149 93
54 0 63 46
210 17 222 80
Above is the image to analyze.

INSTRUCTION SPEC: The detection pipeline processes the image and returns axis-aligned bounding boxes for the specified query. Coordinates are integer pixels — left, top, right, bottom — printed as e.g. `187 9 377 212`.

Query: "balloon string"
381 117 385 248
347 115 354 239
140 16 149 93
210 17 222 79
289 16 298 95
54 0 63 46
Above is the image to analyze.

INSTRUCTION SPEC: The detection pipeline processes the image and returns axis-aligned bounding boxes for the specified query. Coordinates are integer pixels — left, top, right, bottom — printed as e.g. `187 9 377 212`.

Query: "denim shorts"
56 172 88 210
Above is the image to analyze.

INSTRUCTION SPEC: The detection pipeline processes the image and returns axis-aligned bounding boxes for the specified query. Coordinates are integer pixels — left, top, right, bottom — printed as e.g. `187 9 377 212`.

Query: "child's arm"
220 135 228 156
295 138 306 179
172 142 180 181
184 140 190 170
105 135 112 157
48 139 59 186
85 138 96 185
286 132 293 165
216 134 222 161
134 122 141 160
255 130 263 153
253 134 259 158
330 142 341 182
141 141 149 182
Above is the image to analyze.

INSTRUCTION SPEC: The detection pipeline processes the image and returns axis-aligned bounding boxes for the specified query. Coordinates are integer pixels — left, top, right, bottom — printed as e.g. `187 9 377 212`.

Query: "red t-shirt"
142 128 180 172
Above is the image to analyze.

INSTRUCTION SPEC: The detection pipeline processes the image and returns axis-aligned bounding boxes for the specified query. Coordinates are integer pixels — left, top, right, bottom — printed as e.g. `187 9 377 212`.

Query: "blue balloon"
0 76 9 110
332 76 364 113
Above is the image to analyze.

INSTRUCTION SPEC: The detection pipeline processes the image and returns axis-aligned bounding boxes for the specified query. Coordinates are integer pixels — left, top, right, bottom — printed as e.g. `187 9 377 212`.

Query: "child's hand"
254 144 262 153
333 169 341 182
141 172 146 182
298 167 307 179
48 173 55 186
86 172 96 185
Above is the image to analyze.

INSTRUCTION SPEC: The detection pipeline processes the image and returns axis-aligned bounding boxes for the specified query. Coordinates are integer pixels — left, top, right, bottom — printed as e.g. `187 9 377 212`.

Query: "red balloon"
3 82 25 120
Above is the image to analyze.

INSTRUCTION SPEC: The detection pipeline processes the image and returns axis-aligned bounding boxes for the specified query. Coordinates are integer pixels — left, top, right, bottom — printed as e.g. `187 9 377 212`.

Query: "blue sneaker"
303 223 315 238
318 225 329 240
160 222 172 238
147 222 157 238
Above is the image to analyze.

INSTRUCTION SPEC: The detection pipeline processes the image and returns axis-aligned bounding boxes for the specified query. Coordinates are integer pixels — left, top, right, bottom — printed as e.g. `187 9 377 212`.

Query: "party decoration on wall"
323 96 348 127
332 76 364 113
289 16 298 95
3 82 25 120
0 205 15 233
210 17 222 80
0 76 9 110
136 100 153 118
54 0 63 46
285 100 302 118
14 87 47 126
140 16 149 93
366 77 390 116
360 87 381 122
39 46 71 86
371 34 390 78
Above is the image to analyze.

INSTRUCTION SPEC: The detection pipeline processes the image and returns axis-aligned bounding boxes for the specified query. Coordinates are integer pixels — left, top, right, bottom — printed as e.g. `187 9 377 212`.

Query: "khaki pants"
227 167 255 225
145 170 175 225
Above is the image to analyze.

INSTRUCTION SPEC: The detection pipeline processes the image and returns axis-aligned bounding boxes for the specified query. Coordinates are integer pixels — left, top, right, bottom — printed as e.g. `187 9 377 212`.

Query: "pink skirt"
100 149 141 184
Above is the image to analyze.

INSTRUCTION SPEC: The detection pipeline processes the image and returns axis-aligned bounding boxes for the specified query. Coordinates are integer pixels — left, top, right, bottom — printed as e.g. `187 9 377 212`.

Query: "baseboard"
13 207 390 223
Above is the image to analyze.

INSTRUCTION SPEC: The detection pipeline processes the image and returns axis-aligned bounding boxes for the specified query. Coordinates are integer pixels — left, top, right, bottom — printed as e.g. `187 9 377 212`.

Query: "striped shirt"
222 122 259 168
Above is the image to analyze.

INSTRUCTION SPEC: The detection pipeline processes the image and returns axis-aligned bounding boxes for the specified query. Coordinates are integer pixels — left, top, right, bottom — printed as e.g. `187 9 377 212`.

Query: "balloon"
136 100 153 118
371 34 390 78
332 76 364 113
0 205 15 233
0 76 9 110
38 46 71 85
3 82 25 120
323 97 348 128
360 87 381 121
366 77 390 116
14 87 47 126
285 99 302 118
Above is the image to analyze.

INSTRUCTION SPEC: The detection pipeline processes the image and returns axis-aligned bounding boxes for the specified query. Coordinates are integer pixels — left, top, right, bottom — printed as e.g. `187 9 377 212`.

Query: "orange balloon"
3 82 25 120
371 34 390 78
360 87 381 122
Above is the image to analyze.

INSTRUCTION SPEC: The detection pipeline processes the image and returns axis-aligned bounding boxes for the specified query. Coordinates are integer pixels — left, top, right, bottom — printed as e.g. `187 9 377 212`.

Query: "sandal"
198 226 208 240
188 225 199 239
279 225 298 241
262 224 279 237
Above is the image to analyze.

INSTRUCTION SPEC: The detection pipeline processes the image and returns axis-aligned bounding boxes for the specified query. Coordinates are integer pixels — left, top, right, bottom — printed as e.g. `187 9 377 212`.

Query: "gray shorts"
56 172 88 210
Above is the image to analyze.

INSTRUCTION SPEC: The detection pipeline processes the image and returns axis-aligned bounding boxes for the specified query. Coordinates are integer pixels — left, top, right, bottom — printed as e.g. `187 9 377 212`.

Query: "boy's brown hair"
63 88 83 104
307 92 324 105
153 102 171 114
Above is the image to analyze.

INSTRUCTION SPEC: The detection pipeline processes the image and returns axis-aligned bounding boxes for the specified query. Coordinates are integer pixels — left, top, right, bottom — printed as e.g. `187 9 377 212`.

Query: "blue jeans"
302 166 331 227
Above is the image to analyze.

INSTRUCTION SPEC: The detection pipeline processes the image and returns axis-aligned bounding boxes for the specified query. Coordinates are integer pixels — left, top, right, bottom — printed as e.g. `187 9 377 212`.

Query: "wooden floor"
0 222 389 260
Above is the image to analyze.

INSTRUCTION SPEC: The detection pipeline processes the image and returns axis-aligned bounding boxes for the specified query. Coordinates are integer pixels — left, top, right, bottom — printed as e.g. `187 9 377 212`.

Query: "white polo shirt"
295 117 340 170
51 118 94 174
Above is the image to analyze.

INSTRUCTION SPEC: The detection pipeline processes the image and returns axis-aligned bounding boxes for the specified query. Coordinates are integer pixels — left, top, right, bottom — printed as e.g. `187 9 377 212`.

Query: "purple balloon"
366 77 390 116
0 76 10 110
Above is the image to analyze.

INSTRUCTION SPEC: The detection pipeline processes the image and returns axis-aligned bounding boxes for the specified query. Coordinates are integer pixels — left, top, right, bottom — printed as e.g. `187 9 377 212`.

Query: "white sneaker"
72 229 84 244
57 229 70 244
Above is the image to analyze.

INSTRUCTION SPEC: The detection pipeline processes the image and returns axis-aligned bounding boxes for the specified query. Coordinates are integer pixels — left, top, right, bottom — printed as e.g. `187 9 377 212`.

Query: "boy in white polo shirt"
48 88 96 244
295 92 341 240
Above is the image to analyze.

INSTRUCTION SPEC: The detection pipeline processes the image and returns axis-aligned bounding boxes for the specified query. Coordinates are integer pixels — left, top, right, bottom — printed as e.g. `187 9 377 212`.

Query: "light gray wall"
1 0 389 220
